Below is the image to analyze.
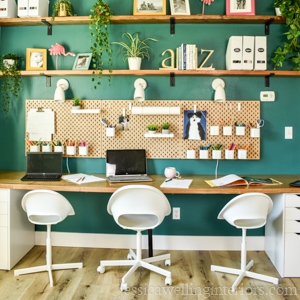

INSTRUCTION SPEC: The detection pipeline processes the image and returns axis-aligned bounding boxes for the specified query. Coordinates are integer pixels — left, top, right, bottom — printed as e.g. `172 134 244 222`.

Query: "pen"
165 178 172 182
76 177 82 182
82 177 85 181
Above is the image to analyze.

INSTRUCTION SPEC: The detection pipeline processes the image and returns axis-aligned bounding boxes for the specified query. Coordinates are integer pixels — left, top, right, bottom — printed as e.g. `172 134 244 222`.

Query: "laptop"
106 149 152 183
21 152 63 181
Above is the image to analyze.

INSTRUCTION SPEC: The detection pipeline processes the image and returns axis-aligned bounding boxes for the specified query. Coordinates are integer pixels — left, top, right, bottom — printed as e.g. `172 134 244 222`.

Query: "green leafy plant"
0 53 22 118
51 0 74 20
272 0 300 70
147 124 158 131
112 32 157 62
162 122 170 130
73 97 81 107
89 0 113 89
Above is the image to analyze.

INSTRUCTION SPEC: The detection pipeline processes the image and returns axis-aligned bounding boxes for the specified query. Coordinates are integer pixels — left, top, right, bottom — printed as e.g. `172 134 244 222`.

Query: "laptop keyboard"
21 175 61 181
108 175 152 182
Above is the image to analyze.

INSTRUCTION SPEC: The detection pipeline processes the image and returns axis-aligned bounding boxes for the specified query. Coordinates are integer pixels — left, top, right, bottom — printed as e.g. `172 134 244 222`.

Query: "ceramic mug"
164 167 180 179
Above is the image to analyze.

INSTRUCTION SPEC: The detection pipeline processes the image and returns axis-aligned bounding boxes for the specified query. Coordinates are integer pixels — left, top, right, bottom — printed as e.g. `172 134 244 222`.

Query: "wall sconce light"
134 78 147 102
54 79 69 102
212 78 226 102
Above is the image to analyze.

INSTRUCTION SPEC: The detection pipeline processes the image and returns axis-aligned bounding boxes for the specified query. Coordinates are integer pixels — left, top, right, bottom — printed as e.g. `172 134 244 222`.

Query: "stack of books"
177 44 198 70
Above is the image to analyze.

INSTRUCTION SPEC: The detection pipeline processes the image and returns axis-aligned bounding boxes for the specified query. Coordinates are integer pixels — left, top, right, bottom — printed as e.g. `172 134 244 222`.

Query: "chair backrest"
107 185 171 231
21 190 75 225
218 192 273 229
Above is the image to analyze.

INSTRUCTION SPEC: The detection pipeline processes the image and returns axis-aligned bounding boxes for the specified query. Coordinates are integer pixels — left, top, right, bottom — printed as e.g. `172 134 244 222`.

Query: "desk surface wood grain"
0 171 299 195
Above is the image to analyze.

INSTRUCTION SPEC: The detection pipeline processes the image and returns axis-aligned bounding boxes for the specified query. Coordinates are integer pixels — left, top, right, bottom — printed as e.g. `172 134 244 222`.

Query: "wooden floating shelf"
0 15 285 26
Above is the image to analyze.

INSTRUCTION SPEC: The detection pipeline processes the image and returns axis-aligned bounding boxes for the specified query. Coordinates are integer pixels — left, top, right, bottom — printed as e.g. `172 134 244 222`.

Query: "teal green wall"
0 1 299 236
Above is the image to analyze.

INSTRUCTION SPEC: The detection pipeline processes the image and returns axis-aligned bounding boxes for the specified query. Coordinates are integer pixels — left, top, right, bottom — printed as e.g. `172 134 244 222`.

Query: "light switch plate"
260 91 275 101
285 127 293 139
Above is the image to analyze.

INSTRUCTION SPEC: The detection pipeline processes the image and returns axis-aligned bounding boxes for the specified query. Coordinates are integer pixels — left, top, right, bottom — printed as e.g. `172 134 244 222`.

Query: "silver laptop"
106 149 152 183
21 152 63 181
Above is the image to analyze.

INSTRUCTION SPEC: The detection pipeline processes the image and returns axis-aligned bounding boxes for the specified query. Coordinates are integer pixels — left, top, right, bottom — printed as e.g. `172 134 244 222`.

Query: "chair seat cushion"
118 214 159 229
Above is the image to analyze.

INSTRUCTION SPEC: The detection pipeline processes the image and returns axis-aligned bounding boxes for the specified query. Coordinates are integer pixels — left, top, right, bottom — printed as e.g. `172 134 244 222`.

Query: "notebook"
106 149 152 183
21 152 63 181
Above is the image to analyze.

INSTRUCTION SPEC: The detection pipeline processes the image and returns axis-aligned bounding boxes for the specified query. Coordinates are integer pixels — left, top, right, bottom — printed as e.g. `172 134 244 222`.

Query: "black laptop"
21 152 63 181
106 149 152 183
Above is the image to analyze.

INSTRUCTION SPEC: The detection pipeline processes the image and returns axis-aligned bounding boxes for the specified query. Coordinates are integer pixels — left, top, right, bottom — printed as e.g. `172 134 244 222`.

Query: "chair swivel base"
211 260 279 291
98 249 172 291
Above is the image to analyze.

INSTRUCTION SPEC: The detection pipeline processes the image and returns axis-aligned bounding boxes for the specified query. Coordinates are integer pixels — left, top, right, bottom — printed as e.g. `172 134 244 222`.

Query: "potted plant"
272 0 300 70
112 32 158 70
162 122 170 134
72 97 81 110
147 124 158 134
51 0 74 20
0 53 22 118
89 0 113 89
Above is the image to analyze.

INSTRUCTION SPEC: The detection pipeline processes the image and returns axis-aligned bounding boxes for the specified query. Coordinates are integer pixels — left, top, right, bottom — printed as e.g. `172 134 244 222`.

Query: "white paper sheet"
160 179 193 189
62 173 106 184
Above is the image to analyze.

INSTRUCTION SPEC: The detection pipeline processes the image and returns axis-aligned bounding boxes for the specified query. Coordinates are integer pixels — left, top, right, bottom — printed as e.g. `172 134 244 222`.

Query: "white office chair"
14 190 83 287
211 192 279 291
97 185 172 291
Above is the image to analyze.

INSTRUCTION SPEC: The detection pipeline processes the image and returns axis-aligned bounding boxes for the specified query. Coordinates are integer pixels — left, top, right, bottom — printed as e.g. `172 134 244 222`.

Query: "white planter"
275 8 281 16
54 145 64 153
72 106 81 110
162 129 170 134
30 145 40 152
128 57 142 70
148 130 156 134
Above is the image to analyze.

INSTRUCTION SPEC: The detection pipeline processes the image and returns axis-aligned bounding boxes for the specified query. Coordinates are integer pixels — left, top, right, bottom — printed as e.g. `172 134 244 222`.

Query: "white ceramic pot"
275 8 281 16
162 129 170 134
148 130 156 134
128 57 142 70
72 106 81 110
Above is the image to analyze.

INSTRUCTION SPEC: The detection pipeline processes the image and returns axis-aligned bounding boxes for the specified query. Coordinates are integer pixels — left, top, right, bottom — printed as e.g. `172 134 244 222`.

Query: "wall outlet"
173 207 180 220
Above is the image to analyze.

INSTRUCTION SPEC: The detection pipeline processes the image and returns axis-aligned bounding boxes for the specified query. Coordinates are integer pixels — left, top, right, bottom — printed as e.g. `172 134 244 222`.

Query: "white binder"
226 36 243 70
254 36 267 70
0 0 17 18
18 0 29 17
242 36 254 70
28 0 49 17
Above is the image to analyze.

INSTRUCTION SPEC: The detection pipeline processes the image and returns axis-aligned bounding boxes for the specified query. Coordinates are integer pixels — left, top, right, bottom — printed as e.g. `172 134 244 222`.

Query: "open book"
205 174 282 187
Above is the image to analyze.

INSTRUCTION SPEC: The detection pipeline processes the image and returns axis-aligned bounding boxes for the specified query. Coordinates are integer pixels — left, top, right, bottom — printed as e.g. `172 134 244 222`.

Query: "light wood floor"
0 246 300 300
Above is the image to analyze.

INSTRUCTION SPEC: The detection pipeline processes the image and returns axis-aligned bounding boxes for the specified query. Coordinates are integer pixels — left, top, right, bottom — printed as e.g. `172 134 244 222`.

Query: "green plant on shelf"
51 0 74 20
147 124 158 131
73 97 81 107
162 122 170 130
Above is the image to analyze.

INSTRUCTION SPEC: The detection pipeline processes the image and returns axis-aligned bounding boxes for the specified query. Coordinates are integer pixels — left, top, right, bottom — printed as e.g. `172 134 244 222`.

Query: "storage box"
18 0 29 17
28 0 49 17
0 0 17 18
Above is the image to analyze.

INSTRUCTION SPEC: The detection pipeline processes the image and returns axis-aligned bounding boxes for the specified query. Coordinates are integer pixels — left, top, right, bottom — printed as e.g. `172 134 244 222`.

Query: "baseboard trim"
35 232 265 251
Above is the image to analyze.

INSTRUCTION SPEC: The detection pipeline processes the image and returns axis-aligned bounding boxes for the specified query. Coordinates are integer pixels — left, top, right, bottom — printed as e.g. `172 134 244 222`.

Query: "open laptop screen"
106 149 147 175
26 152 62 175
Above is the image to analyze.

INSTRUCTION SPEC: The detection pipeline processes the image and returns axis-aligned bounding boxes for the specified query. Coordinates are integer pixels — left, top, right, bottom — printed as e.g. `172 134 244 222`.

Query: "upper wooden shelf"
0 15 285 26
3 69 298 77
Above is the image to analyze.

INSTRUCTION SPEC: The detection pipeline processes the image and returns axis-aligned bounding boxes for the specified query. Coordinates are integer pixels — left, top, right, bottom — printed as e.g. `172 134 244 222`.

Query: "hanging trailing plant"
0 53 22 118
89 0 113 89
272 0 300 70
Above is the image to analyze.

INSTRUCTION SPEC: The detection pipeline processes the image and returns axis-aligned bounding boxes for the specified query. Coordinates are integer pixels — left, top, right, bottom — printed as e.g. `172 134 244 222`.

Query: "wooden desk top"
0 171 299 194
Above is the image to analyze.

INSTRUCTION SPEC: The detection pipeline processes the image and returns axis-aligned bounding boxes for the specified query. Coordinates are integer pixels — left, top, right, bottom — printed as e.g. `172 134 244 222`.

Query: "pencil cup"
235 126 245 136
199 150 209 159
212 150 222 159
42 145 51 152
238 149 247 159
223 126 232 136
30 145 40 152
186 149 196 159
250 128 260 138
106 127 115 137
54 146 64 153
79 146 88 156
66 146 76 155
210 126 219 136
225 149 235 159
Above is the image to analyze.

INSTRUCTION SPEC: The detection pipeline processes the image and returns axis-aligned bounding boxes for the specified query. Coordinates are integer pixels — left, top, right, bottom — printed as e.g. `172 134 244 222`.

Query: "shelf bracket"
265 73 274 87
265 18 274 35
170 17 175 35
40 73 51 87
170 72 175 87
41 19 52 35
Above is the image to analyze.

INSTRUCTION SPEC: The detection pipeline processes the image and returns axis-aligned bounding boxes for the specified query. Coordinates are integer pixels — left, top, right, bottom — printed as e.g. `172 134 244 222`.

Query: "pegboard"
26 99 260 159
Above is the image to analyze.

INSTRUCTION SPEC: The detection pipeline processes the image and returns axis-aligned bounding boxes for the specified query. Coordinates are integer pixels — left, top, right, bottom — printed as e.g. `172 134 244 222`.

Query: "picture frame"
170 0 190 15
226 0 255 16
26 48 47 71
72 53 92 70
134 0 166 16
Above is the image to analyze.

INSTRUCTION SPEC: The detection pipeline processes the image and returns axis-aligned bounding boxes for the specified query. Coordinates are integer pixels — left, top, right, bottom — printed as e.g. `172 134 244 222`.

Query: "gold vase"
58 4 67 17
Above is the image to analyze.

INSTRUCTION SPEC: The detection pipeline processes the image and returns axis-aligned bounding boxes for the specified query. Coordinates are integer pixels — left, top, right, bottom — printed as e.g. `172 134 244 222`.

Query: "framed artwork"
183 110 207 140
72 53 92 70
226 0 255 15
134 0 166 16
170 0 190 15
26 48 47 71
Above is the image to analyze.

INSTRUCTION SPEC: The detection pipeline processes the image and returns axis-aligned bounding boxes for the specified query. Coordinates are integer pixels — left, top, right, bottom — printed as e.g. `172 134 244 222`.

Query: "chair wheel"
120 282 128 291
127 253 133 260
165 277 172 286
97 266 105 274
165 259 171 266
